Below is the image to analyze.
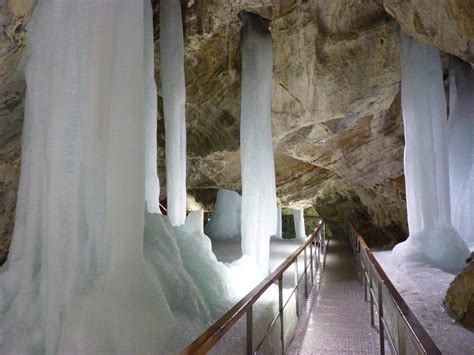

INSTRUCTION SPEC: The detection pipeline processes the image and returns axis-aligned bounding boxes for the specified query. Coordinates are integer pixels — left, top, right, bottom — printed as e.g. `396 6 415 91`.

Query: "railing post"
278 276 284 354
304 247 308 297
246 306 253 355
378 280 385 355
398 317 406 355
364 258 368 302
369 265 374 326
294 257 299 317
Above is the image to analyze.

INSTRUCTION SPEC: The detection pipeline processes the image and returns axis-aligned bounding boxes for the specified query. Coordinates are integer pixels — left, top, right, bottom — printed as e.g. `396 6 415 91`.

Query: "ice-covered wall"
448 58 474 245
293 209 306 239
205 189 241 240
240 12 277 275
392 34 469 274
160 0 187 226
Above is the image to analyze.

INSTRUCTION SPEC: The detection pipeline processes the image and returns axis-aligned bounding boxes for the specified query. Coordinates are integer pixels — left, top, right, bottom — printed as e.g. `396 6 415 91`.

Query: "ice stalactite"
293 209 306 239
144 0 161 215
392 34 469 274
160 0 187 226
205 189 242 240
448 58 474 245
276 206 283 238
240 12 277 275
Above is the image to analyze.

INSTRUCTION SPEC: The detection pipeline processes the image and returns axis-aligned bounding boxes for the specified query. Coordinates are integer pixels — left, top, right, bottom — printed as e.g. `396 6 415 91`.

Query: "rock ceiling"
0 0 473 261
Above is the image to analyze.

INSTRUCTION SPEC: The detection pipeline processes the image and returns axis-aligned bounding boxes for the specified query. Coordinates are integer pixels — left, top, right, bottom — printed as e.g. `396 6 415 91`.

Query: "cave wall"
0 0 473 261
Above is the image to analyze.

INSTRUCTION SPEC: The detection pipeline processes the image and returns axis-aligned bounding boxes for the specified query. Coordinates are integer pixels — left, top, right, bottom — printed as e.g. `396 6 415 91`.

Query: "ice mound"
392 226 469 274
205 189 242 240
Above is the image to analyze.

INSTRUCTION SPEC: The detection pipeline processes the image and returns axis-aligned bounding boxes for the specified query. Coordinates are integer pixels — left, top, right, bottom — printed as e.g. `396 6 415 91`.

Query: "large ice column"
392 34 469 274
276 206 283 238
293 209 306 239
144 1 161 214
448 58 474 244
204 189 242 240
0 1 174 353
160 0 187 226
240 12 277 275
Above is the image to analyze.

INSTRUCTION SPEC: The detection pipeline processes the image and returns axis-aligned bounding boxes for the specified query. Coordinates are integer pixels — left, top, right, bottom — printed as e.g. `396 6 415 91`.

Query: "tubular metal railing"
181 220 328 354
348 226 441 355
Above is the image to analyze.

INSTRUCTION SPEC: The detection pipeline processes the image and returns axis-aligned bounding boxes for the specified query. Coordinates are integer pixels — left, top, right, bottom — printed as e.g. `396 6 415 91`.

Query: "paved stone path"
288 237 383 355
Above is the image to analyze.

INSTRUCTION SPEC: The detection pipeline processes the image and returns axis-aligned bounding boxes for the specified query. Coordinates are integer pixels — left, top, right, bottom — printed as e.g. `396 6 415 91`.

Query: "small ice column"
448 58 474 244
160 0 187 226
392 34 469 274
204 189 241 240
276 206 283 238
240 12 277 274
293 209 306 239
144 1 161 215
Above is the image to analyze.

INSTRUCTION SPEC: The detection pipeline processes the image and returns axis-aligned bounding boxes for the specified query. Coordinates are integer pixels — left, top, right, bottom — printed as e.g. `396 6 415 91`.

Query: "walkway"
288 236 382 354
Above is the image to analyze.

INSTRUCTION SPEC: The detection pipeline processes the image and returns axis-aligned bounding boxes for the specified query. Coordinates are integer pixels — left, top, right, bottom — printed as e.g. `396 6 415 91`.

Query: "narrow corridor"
288 237 382 354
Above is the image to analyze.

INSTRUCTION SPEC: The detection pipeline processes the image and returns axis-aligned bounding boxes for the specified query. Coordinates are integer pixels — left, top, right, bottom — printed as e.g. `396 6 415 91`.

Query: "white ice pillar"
392 34 469 273
144 0 161 214
448 58 474 244
293 209 306 239
240 12 277 275
160 0 187 226
276 206 283 238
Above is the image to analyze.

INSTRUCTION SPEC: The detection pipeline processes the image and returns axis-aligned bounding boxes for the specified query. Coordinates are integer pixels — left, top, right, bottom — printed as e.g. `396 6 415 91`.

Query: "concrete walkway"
288 237 382 355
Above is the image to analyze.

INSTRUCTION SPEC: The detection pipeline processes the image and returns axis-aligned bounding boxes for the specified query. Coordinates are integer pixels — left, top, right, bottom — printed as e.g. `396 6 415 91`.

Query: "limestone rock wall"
0 0 35 263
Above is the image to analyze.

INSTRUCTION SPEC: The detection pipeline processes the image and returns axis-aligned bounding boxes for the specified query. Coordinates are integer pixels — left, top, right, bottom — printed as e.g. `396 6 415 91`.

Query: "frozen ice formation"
276 206 283 238
160 0 187 226
392 34 469 274
293 209 306 239
144 0 161 215
0 1 237 353
205 189 242 240
240 12 277 275
448 58 474 244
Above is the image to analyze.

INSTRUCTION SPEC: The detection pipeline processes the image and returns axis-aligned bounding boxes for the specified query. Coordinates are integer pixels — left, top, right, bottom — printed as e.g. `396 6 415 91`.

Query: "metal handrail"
181 220 328 354
348 226 441 355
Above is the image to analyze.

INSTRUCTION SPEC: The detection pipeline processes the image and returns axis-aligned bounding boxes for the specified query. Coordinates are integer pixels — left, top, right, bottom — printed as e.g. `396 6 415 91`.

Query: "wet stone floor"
288 237 383 355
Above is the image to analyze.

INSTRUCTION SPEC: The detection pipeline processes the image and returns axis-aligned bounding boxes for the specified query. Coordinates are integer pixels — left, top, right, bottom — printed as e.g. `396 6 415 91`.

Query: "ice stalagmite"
240 12 277 275
293 209 306 239
392 34 469 274
448 58 474 245
160 0 187 226
276 206 283 238
205 189 242 240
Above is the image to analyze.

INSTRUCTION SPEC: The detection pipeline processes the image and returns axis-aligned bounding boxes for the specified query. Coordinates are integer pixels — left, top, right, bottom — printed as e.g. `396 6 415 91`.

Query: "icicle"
448 58 474 245
392 34 469 274
240 12 277 275
276 206 283 238
293 209 306 239
144 0 161 214
204 189 242 240
160 0 187 226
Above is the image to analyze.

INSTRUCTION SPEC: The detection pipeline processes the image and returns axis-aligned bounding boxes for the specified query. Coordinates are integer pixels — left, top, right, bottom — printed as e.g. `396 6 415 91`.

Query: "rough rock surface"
383 0 474 64
444 261 474 331
0 0 36 263
1 0 474 261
